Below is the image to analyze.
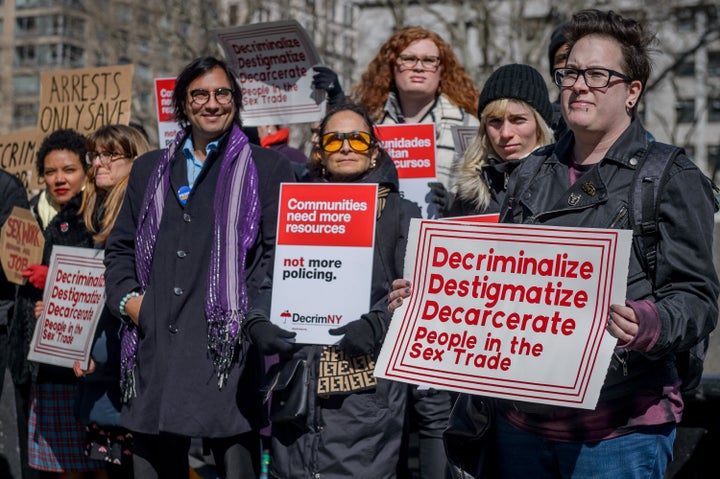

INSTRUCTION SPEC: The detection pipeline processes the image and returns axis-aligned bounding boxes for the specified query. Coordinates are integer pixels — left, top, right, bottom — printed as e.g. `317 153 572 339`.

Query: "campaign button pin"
178 185 191 205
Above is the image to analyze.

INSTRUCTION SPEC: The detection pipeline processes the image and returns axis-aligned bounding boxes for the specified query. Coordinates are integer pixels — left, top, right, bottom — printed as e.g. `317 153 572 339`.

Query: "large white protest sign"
27 246 105 369
271 183 377 344
375 123 437 218
376 219 632 410
214 20 324 126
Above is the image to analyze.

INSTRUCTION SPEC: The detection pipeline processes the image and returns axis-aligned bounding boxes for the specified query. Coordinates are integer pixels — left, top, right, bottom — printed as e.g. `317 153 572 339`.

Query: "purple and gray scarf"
120 124 260 401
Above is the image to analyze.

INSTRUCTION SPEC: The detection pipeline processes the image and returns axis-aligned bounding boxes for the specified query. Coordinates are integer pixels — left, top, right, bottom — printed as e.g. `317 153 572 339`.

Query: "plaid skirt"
28 383 105 472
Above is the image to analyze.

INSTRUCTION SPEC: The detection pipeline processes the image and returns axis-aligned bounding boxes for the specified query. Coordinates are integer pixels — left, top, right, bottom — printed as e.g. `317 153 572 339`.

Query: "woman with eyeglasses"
394 10 717 479
10 128 105 478
71 124 151 478
260 102 420 478
352 26 479 193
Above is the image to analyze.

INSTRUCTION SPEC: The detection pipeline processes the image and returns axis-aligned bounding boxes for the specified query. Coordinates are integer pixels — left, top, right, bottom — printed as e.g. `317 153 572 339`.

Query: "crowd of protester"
1 8 718 479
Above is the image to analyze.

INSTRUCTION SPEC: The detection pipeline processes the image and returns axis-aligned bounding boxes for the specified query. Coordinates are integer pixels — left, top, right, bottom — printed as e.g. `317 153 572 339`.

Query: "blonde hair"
80 124 151 245
455 99 554 211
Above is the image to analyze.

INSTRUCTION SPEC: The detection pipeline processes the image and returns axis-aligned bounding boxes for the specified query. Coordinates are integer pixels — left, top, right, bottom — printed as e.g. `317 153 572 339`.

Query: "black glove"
245 312 296 355
312 66 345 105
328 313 385 356
428 182 454 216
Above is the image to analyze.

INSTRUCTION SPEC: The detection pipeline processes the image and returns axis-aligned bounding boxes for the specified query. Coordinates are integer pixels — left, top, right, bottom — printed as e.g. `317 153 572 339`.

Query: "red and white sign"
214 20 324 126
154 77 181 148
375 123 437 218
271 183 378 344
375 219 632 410
27 246 106 369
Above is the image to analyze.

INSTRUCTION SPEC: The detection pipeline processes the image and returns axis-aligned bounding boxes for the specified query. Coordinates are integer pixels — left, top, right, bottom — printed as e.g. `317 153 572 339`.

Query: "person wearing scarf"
103 56 295 479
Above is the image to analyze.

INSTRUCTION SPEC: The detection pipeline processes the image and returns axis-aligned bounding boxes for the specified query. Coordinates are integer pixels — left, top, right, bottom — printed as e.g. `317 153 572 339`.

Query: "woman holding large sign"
9 128 102 478
256 102 420 478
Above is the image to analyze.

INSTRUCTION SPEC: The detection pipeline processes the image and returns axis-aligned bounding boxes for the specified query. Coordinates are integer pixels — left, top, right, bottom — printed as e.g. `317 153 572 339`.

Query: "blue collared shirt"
182 135 220 189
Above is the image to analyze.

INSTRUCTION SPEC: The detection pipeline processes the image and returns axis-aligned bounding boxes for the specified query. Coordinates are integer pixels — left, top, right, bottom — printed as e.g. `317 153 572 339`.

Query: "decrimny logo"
286 312 342 326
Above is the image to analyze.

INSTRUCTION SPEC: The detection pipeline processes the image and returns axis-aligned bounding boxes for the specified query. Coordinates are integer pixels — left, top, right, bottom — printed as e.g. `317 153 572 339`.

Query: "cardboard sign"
451 125 479 157
37 64 134 136
213 20 324 126
271 183 377 344
0 128 43 191
375 123 437 218
0 207 44 285
375 219 632 410
27 246 105 369
154 77 182 148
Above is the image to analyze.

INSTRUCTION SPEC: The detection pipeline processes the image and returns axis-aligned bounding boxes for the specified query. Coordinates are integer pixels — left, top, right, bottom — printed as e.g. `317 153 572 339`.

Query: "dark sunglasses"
320 131 373 153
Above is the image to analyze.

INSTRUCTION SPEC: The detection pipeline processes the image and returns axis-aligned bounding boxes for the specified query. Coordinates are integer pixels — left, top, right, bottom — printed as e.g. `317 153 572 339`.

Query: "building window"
708 51 720 77
675 8 695 32
709 145 720 180
13 103 38 128
676 99 695 123
676 57 695 77
229 5 239 25
709 97 720 123
13 74 40 96
14 45 36 67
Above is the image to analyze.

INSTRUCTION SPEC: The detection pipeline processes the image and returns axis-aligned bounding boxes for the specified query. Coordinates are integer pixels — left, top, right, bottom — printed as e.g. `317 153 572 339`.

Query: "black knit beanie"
477 63 553 127
548 21 571 76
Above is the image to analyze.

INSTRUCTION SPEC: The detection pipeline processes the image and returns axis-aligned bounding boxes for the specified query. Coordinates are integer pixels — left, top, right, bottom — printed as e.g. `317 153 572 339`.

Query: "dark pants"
402 386 453 479
133 430 260 479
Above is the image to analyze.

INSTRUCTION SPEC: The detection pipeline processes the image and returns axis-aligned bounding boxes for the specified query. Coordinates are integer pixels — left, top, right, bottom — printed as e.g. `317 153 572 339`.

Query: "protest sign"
27 246 105 369
37 64 134 136
271 183 377 344
0 128 43 191
376 219 632 410
0 207 44 285
451 125 479 157
213 20 324 126
154 77 181 148
375 123 437 218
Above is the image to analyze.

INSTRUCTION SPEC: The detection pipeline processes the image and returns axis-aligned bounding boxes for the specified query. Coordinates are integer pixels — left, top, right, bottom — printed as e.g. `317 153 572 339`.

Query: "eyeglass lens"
321 131 372 153
189 88 234 105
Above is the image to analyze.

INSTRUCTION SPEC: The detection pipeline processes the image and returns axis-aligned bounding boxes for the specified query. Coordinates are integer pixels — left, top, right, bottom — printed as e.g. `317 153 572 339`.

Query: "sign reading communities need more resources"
375 219 632 410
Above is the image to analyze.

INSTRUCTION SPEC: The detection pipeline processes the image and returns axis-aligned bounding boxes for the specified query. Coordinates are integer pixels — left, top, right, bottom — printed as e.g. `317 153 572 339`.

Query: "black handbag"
260 358 309 428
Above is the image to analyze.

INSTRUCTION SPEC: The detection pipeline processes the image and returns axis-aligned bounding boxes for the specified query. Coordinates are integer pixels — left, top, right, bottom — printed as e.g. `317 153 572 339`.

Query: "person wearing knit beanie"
428 63 555 218
477 63 554 128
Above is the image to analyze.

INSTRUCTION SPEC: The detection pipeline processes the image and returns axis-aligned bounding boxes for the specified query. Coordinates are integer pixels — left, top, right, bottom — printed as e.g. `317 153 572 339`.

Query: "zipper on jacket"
614 349 628 376
608 205 628 229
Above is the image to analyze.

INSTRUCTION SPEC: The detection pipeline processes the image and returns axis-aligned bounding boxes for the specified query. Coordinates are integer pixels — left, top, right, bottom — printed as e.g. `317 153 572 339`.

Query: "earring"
627 100 634 107
370 157 377 169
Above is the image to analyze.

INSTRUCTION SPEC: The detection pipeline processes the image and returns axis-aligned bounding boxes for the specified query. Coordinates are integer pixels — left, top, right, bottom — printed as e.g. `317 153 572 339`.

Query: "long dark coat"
103 132 294 438
270 154 422 479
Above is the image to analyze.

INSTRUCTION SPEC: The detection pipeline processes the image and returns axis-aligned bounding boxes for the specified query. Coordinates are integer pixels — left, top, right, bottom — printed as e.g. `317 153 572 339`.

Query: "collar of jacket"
550 118 650 170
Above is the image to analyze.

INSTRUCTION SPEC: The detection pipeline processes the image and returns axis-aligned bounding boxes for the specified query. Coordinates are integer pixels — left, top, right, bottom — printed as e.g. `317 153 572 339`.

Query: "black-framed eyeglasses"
397 54 441 71
189 88 234 105
85 151 129 166
553 67 632 88
320 131 373 153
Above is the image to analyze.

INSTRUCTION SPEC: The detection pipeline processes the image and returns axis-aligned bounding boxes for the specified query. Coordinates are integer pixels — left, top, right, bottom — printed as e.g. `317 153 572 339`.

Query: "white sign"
375 219 632 410
214 20 324 126
271 183 378 344
375 123 438 218
27 246 106 369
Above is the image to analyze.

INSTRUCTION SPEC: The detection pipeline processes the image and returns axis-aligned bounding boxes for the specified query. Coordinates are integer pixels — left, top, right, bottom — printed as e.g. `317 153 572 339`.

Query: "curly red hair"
351 26 479 121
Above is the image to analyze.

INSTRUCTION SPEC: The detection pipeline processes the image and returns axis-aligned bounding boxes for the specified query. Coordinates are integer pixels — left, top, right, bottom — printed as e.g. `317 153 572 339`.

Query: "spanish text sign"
0 207 44 285
27 246 105 369
214 20 323 126
271 183 378 344
375 123 437 218
375 219 632 410
38 65 134 136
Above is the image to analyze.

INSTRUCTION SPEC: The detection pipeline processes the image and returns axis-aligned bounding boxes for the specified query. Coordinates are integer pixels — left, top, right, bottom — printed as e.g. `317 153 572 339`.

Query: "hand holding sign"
22 264 49 289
